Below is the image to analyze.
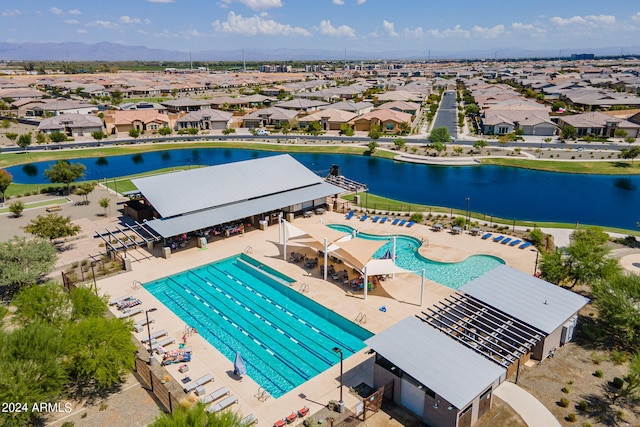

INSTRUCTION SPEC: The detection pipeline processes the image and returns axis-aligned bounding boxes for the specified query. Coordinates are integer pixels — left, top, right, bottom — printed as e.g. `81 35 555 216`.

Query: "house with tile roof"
318 100 373 115
176 109 233 131
297 108 358 131
242 107 298 128
557 111 640 138
103 110 175 135
351 109 413 133
37 113 103 137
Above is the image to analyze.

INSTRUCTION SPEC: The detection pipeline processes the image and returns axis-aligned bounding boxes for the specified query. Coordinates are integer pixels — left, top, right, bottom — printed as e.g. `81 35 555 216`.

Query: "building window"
386 123 395 131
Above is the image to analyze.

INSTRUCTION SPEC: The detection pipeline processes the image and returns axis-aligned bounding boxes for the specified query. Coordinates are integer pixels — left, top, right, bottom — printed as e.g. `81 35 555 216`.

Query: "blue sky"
1 1 640 54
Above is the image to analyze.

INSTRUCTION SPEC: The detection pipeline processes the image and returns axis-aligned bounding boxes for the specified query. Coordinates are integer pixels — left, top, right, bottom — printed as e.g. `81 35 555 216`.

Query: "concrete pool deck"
99 211 538 424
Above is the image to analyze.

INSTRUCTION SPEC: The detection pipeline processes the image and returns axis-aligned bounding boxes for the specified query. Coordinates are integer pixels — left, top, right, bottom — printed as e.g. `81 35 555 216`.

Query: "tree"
528 227 544 249
5 132 18 144
472 139 488 153
621 146 640 164
149 402 246 427
44 160 86 195
367 124 382 141
158 126 172 136
23 213 81 242
17 132 32 152
99 197 111 216
367 140 379 154
464 103 480 115
128 128 141 138
8 201 24 217
539 249 568 285
0 118 11 131
0 236 57 291
393 138 406 150
398 122 411 135
339 123 354 136
307 120 322 135
565 227 620 288
551 101 566 112
91 130 106 140
453 145 464 156
0 169 12 202
74 181 96 205
621 353 640 400
280 121 291 134
592 273 640 350
110 89 123 105
63 316 137 388
429 126 451 143
49 131 67 143
35 132 47 144
614 129 628 139
12 283 72 328
431 141 446 154
560 125 577 140
69 287 108 320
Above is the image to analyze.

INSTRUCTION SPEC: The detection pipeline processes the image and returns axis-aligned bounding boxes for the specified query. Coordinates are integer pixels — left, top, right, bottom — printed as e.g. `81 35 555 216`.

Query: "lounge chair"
241 414 258 426
183 374 214 393
150 336 176 352
501 237 512 245
285 412 298 424
345 210 354 220
493 235 504 243
519 241 532 249
481 233 493 240
141 329 168 343
109 295 132 306
133 317 154 333
371 216 380 223
206 395 238 413
119 307 143 319
398 219 406 226
509 239 522 247
359 214 368 221
406 221 415 227
201 386 229 404
297 407 310 417
391 218 399 225
379 217 388 224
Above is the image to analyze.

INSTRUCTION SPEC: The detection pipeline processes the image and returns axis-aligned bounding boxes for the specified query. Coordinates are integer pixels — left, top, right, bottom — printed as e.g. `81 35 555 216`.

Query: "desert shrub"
566 413 577 422
612 377 624 389
610 349 628 365
561 386 570 394
559 397 570 407
577 400 588 411
590 352 604 364
594 369 603 378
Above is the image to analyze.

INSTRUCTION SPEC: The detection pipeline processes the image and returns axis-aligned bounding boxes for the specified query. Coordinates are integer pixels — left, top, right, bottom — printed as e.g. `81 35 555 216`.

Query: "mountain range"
1 42 639 62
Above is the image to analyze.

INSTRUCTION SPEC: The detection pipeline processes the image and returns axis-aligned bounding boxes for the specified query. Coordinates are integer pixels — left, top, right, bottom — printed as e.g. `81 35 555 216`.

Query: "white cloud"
68 9 81 15
120 16 150 25
471 24 505 39
382 20 398 37
319 20 355 37
511 22 546 35
1 9 21 17
65 19 79 25
356 0 366 4
212 11 310 36
219 0 283 11
403 26 424 38
332 0 345 4
50 7 63 15
550 14 615 27
633 12 640 22
89 20 120 30
76 29 87 34
427 25 470 39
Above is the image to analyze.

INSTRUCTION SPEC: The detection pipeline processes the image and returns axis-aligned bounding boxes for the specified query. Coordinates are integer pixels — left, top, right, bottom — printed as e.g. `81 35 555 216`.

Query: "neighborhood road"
432 90 458 139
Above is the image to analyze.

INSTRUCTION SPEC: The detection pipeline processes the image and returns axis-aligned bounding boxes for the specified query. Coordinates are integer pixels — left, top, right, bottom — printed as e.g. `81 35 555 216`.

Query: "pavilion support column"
283 219 288 262
363 266 368 301
420 268 425 307
323 238 328 281
392 236 397 279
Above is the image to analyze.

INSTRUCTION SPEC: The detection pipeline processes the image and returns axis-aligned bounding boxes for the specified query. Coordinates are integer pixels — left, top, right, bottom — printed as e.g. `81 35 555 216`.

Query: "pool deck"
100 212 537 425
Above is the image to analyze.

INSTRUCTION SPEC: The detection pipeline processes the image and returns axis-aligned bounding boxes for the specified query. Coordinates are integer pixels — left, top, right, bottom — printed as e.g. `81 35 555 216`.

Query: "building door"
458 405 472 427
478 389 492 418
400 379 425 418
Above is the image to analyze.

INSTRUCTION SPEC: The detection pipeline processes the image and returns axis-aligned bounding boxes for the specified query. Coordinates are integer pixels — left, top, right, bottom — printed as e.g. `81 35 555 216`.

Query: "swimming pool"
327 224 504 289
144 254 372 398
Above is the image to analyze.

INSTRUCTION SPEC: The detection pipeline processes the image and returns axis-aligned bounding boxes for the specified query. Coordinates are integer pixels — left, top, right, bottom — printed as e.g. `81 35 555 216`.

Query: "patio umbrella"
233 351 246 376
381 248 393 260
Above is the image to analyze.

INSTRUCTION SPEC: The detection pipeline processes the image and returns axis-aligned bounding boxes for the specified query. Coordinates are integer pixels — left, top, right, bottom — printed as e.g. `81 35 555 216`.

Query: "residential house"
161 98 212 113
103 110 174 135
376 90 424 103
242 107 298 128
297 108 358 131
481 109 556 136
318 100 373 115
176 109 233 131
21 99 97 117
37 113 103 137
351 109 413 133
376 100 422 117
274 98 329 112
556 111 640 138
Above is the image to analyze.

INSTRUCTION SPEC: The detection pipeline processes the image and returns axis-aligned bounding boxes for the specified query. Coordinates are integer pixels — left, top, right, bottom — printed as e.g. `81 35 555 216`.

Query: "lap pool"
144 254 372 398
327 224 504 289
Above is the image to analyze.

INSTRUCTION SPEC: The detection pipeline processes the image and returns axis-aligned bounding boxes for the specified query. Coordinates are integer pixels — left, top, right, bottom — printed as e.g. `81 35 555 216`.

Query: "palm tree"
149 402 246 427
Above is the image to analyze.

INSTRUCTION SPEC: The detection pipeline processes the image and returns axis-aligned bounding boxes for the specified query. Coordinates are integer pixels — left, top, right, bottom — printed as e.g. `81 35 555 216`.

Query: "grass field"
479 157 640 175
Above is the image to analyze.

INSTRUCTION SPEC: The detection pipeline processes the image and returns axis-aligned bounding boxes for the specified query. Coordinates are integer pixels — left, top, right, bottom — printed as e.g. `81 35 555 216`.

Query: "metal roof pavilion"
460 265 590 334
366 316 506 410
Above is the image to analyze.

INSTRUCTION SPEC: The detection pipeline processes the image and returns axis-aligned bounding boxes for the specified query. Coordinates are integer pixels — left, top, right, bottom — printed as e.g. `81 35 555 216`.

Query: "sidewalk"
494 381 561 427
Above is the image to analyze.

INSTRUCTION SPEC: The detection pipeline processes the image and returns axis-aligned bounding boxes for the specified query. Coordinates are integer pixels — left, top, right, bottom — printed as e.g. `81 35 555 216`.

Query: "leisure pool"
327 224 504 289
144 253 372 398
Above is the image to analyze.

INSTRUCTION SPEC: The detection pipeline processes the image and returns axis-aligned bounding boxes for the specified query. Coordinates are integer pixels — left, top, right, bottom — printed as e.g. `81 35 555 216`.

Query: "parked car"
255 129 269 136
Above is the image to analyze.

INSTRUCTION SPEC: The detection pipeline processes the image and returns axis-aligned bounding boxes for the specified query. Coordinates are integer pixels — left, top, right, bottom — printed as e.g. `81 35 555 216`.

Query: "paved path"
494 381 561 427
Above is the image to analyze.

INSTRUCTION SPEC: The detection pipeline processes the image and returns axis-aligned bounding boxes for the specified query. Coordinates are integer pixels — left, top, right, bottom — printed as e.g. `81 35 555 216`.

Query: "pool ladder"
299 282 309 293
244 245 253 254
255 387 270 402
355 312 367 325
132 280 142 290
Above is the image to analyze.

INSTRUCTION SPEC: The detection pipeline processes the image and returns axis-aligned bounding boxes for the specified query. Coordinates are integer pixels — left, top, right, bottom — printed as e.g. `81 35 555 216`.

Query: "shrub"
610 349 628 365
594 370 603 378
577 400 588 411
566 413 577 423
612 377 624 389
590 352 604 364
559 397 570 407
561 386 570 394
566 380 574 385
410 213 423 223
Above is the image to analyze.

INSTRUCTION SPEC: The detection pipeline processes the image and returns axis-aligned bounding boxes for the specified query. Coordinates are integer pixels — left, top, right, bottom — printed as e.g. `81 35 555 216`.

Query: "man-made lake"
6 148 639 230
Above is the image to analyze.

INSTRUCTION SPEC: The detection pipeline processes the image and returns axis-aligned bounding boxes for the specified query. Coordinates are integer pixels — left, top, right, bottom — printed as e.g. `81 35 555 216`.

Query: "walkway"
494 381 561 427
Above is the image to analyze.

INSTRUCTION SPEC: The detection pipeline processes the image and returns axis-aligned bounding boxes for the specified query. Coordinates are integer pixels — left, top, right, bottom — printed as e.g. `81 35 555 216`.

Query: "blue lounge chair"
406 221 415 227
345 210 354 220
360 214 368 221
493 235 504 243
372 216 380 223
481 233 492 240
519 241 532 249
398 220 406 226
509 239 522 247
391 218 399 225
379 217 388 224
501 237 512 245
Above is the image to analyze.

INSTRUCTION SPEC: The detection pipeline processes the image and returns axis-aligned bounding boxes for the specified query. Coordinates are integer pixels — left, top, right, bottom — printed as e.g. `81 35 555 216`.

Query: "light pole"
146 308 157 363
332 347 344 413
465 197 470 229
90 261 97 295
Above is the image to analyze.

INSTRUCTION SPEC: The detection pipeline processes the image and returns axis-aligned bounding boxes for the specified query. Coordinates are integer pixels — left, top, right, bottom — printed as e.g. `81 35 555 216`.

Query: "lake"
5 148 639 230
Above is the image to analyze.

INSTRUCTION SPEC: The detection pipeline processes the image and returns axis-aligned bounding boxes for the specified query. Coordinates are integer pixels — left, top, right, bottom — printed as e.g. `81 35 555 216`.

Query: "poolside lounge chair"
183 374 214 393
379 217 388 224
150 336 176 352
201 387 229 405
133 317 154 333
141 329 168 343
509 239 522 247
119 307 143 319
391 218 399 225
206 395 238 413
398 219 406 226
519 241 532 249
359 214 368 221
241 414 258 426
371 216 380 223
109 295 132 306
493 235 504 243
345 210 354 219
284 412 298 424
481 233 493 240
297 407 310 417
501 237 512 245
406 221 415 227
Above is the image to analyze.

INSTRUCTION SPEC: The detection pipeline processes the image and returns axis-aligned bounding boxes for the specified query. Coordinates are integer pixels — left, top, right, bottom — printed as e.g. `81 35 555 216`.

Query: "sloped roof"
353 109 412 124
243 107 298 121
176 109 232 123
298 108 357 123
38 113 102 131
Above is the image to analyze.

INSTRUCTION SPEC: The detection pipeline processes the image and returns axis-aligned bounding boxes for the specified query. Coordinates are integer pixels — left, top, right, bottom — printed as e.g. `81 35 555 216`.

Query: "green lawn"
480 158 640 175
0 197 68 214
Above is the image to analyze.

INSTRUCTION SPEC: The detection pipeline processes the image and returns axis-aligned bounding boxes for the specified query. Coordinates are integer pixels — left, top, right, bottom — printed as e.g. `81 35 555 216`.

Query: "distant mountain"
0 41 639 62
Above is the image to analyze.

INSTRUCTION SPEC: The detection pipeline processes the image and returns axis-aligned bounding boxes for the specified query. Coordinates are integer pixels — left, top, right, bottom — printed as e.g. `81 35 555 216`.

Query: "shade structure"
364 258 414 276
233 351 246 376
330 237 387 272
